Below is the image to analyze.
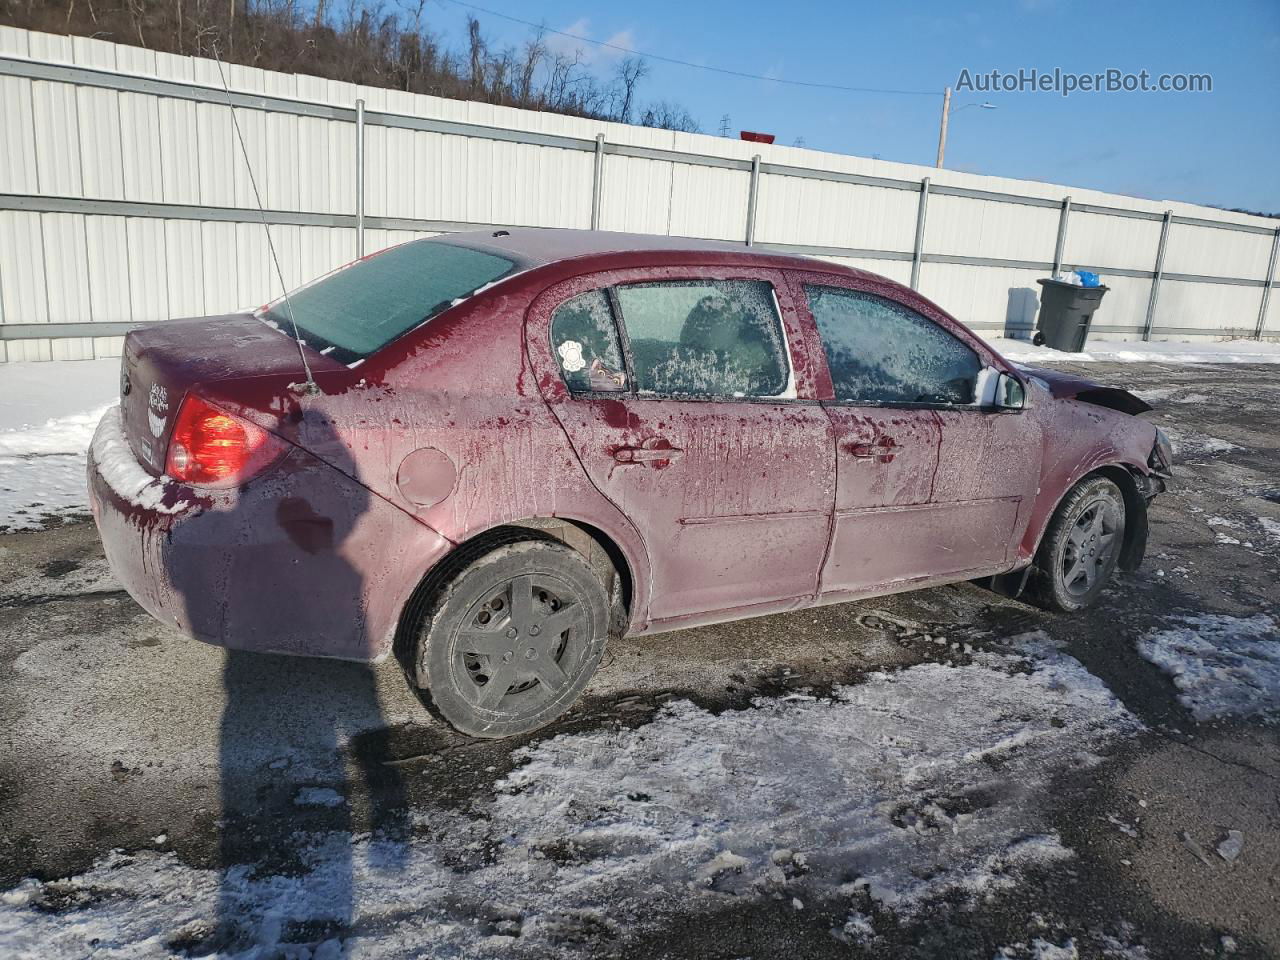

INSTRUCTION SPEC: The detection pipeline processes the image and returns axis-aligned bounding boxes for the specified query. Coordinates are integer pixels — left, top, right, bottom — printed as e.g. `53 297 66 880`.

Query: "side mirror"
995 372 1026 410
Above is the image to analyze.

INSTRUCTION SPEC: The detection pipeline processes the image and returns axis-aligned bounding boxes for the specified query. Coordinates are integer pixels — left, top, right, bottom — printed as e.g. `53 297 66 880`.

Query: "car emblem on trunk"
148 384 170 439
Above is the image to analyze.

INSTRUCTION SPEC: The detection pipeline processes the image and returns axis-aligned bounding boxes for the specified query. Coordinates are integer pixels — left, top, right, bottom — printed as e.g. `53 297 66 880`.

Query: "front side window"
260 240 514 362
806 285 981 405
615 279 790 398
550 290 627 392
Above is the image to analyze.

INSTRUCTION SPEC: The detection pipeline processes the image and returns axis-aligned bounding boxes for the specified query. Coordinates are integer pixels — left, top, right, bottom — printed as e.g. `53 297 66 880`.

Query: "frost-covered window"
259 239 514 362
807 286 981 405
551 290 627 393
615 280 790 398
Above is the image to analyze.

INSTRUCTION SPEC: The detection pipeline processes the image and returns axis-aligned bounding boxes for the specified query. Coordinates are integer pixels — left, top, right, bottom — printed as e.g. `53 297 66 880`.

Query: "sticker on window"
551 290 627 393
558 340 586 372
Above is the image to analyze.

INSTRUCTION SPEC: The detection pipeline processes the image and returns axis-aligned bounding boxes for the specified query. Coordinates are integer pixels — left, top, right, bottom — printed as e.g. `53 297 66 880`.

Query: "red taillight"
165 395 286 487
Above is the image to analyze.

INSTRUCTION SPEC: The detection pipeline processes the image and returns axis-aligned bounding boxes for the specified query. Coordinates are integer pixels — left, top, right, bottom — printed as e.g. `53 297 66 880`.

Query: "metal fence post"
590 133 605 230
1052 196 1072 275
910 177 931 290
745 154 761 246
1256 227 1280 340
1142 210 1172 341
355 98 366 257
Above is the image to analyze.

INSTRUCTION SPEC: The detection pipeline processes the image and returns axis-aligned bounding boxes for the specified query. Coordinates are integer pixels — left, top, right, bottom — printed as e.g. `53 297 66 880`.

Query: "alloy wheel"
1060 498 1120 597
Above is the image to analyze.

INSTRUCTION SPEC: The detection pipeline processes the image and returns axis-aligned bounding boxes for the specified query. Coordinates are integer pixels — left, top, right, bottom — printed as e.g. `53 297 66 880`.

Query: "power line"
435 0 939 97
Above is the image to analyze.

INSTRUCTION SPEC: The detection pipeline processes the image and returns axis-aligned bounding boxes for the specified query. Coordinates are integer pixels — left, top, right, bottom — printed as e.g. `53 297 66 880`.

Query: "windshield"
260 240 515 363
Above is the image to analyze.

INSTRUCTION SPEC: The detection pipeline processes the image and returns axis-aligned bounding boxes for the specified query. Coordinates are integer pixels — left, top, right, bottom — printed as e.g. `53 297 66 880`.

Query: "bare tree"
1 0 701 129
516 29 545 107
486 46 513 103
640 100 701 133
466 15 485 95
544 48 582 109
614 55 648 124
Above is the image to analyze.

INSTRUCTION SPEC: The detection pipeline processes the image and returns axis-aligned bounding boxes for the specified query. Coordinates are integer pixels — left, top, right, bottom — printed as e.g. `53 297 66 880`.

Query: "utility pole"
719 114 731 137
935 86 951 168
935 91 995 168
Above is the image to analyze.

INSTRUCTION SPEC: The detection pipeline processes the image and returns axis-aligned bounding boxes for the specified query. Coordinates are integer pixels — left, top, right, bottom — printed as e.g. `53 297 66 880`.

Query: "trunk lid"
121 314 317 475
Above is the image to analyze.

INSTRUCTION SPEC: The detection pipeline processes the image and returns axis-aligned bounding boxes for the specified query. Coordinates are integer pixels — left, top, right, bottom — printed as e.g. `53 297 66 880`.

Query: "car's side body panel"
87 231 1162 664
277 247 1154 637
782 267 1043 595
526 265 836 624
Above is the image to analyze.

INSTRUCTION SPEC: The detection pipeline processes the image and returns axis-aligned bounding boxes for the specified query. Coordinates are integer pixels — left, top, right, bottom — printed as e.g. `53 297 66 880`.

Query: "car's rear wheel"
1033 475 1126 612
410 539 610 738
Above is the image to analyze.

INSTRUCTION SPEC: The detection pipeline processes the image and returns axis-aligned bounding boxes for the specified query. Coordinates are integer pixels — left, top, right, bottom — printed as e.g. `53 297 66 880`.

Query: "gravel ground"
1 360 1277 959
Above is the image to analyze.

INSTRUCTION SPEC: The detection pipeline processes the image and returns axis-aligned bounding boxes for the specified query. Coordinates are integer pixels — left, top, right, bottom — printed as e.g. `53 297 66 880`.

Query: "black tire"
1033 331 1046 347
1032 476 1126 613
410 539 610 738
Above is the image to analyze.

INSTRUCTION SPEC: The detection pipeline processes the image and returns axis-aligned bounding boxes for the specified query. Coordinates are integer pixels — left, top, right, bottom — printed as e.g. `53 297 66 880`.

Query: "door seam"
928 409 943 500
814 401 841 600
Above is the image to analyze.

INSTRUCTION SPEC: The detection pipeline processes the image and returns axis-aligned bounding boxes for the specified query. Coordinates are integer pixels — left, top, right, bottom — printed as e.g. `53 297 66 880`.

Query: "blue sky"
427 0 1280 214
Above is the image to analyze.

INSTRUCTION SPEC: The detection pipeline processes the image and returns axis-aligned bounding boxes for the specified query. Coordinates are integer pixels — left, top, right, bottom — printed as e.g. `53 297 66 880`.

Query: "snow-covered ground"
2 353 1279 956
0 359 118 532
1137 614 1280 722
0 359 119 434
0 633 1138 957
989 336 1280 365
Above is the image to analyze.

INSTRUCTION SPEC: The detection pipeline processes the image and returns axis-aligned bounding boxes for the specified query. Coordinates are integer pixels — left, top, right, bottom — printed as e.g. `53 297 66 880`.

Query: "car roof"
433 227 825 271
377 229 1008 372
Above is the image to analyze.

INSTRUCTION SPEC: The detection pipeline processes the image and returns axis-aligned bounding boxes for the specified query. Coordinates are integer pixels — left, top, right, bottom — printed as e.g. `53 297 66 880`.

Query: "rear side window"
615 279 790 398
806 285 981 405
550 290 627 392
261 240 514 362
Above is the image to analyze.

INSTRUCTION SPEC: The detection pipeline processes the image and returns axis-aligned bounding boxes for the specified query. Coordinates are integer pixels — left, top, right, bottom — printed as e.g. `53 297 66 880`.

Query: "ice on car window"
551 290 627 392
615 280 790 398
807 286 981 405
259 240 514 362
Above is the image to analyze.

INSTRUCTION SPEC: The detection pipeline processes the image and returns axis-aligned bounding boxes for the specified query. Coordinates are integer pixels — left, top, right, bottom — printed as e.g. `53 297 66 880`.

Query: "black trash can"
1034 278 1108 352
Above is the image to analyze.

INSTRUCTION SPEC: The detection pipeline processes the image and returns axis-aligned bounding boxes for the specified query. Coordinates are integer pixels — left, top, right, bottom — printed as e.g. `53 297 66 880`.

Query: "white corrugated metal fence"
1 25 1277 362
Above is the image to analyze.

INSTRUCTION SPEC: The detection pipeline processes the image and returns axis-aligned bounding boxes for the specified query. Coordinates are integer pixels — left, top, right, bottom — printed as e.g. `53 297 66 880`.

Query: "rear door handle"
614 442 683 464
847 441 897 462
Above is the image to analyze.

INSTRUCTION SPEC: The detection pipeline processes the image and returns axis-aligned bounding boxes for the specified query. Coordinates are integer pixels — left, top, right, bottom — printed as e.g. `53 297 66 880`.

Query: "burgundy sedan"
88 230 1171 737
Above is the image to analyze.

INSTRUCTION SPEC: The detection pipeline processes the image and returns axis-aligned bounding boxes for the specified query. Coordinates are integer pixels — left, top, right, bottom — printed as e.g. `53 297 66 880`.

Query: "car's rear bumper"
87 406 452 661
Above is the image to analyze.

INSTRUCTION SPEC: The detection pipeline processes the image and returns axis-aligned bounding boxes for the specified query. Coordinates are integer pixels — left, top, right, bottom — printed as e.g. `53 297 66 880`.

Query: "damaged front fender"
1017 365 1152 416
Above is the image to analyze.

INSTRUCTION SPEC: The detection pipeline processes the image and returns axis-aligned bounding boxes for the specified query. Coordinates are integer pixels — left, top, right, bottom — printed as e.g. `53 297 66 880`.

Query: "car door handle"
846 441 897 461
614 443 683 464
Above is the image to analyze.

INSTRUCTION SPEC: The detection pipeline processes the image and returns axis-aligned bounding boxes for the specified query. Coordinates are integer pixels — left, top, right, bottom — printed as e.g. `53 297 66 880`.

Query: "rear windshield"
260 240 515 363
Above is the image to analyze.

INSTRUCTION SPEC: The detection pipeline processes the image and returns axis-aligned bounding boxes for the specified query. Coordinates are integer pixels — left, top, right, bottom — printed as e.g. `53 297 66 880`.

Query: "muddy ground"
1 361 1277 959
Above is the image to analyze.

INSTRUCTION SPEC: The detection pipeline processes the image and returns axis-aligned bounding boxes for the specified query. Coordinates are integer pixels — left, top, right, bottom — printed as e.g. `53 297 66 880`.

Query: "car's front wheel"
409 538 611 738
1033 475 1126 612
